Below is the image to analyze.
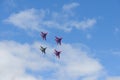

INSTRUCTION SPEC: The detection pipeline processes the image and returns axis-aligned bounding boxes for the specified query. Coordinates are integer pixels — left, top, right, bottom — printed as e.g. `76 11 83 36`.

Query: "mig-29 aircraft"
41 32 48 40
40 46 47 54
55 36 62 45
54 49 62 58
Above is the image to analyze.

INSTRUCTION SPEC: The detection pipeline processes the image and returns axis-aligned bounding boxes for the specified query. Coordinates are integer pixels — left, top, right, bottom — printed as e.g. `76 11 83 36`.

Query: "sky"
0 0 120 80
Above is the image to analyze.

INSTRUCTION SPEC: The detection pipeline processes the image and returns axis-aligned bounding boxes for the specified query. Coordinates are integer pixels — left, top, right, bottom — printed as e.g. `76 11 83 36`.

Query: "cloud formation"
63 2 80 11
0 40 104 80
106 76 120 80
4 2 96 32
4 8 46 31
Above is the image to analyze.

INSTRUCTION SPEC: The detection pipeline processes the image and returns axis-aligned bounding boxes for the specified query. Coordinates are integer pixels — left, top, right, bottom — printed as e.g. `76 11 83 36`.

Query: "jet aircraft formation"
40 32 62 59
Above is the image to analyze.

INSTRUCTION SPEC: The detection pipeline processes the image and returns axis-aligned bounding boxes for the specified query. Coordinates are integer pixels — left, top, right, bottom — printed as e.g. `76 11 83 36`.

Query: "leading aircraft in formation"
40 32 47 40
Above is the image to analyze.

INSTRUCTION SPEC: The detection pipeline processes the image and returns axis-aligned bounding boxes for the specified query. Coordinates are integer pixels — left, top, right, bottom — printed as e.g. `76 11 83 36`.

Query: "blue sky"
0 0 120 80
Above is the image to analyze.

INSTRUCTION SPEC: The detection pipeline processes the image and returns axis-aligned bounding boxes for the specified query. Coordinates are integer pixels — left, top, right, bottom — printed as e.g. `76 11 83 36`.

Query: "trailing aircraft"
54 49 62 58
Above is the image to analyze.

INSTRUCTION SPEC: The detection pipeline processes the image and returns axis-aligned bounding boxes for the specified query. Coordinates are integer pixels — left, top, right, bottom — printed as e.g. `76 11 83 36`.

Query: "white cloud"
42 18 96 32
4 3 96 32
106 76 120 80
54 44 104 80
82 75 100 80
0 41 51 80
4 8 47 31
0 40 104 80
63 2 80 11
71 18 96 30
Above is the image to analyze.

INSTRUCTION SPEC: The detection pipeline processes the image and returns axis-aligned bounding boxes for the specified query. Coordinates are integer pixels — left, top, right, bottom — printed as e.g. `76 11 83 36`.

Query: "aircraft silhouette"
41 32 47 40
54 49 62 58
55 36 62 45
40 46 47 54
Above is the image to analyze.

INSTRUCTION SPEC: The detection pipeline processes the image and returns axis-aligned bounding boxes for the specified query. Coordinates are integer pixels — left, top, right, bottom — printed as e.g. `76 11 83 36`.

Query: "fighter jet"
40 46 47 54
54 49 62 58
40 32 48 40
55 36 62 45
